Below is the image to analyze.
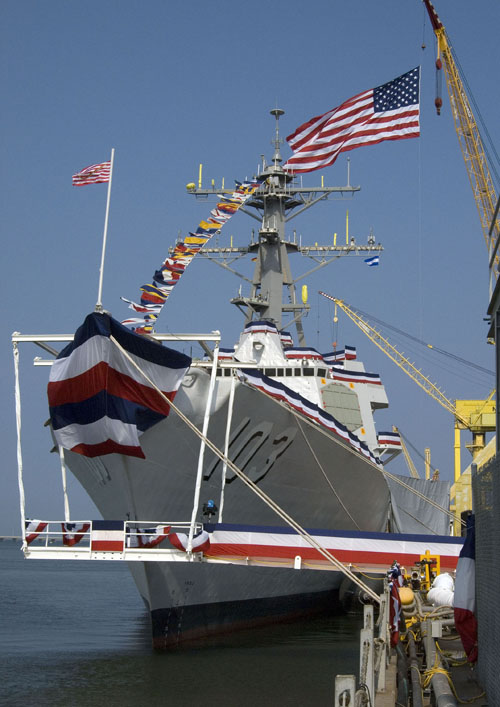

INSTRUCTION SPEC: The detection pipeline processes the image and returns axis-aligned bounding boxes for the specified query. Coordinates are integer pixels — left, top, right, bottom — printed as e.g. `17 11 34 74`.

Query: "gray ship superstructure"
63 111 402 648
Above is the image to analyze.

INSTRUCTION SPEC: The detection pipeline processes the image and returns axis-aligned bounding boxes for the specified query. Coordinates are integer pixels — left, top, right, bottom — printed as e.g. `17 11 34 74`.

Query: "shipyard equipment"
393 426 420 479
422 0 500 290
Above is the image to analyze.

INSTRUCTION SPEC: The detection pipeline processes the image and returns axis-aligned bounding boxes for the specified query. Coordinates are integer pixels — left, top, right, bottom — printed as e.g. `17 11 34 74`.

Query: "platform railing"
23 520 205 560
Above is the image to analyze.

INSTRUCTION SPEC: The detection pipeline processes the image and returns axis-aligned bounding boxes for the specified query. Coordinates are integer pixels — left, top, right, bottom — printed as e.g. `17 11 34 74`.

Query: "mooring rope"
295 416 361 529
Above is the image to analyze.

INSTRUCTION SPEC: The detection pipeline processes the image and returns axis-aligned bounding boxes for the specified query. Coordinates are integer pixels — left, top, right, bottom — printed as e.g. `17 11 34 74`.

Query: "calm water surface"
0 542 362 706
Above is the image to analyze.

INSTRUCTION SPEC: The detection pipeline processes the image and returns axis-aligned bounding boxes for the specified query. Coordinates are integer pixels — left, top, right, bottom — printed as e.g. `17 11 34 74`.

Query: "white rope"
59 446 70 522
109 335 381 603
13 341 27 548
295 416 361 529
187 338 219 552
219 371 236 522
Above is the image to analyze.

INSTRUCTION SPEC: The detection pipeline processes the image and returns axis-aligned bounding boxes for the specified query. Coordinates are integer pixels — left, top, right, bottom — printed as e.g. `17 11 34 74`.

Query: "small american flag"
284 67 420 173
72 160 111 186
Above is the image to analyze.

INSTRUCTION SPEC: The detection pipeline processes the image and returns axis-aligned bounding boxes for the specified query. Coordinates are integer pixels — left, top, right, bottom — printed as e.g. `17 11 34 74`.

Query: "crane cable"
449 44 500 191
341 302 494 379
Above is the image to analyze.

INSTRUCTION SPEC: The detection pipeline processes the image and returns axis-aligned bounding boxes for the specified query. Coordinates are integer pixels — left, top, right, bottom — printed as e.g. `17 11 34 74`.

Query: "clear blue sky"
2 1 499 535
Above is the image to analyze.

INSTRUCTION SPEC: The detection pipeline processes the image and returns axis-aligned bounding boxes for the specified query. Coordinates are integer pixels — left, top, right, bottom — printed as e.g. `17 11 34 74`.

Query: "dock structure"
335 584 487 707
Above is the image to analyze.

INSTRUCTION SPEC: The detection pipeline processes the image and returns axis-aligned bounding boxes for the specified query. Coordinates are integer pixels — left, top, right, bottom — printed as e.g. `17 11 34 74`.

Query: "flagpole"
95 147 115 312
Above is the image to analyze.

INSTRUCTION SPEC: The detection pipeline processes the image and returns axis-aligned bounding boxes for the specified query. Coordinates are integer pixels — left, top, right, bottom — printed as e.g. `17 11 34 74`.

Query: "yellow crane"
422 1 499 530
393 427 438 480
393 426 420 479
319 291 495 484
422 0 500 276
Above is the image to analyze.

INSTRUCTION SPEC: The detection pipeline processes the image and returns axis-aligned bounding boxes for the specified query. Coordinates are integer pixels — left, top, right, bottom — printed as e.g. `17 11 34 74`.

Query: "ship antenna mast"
270 108 285 168
185 110 382 342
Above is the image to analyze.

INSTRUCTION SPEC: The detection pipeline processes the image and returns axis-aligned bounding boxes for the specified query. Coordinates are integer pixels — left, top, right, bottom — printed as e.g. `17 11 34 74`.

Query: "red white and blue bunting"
61 522 91 546
285 347 323 361
217 347 236 360
330 368 382 385
204 523 463 572
279 332 294 348
127 525 172 549
47 313 190 459
25 520 48 544
243 319 279 335
322 346 357 363
168 530 211 554
238 368 382 465
377 431 402 448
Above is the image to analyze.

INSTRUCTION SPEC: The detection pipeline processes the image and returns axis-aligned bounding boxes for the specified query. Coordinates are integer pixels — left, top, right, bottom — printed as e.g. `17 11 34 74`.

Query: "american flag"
72 160 111 186
283 67 420 173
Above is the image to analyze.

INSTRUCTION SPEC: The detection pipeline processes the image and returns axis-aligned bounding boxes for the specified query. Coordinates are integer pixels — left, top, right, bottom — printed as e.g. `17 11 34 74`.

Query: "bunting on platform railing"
378 431 402 448
238 368 382 466
204 524 463 571
168 530 211 554
279 332 294 348
330 368 382 385
284 347 323 361
121 178 262 333
61 522 91 546
243 320 279 335
127 525 172 549
217 347 236 360
25 520 48 544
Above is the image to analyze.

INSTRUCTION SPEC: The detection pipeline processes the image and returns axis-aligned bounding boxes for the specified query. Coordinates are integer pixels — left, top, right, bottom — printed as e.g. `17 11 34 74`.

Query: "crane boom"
320 291 470 427
422 0 500 273
393 426 420 478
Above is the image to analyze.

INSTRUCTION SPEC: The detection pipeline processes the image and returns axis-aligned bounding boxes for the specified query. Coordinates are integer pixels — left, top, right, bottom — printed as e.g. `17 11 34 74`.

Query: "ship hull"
132 561 344 648
64 368 391 647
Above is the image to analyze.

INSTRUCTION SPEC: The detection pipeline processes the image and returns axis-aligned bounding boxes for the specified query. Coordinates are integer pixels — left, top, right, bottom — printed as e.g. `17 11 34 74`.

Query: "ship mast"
187 109 382 345
246 108 296 330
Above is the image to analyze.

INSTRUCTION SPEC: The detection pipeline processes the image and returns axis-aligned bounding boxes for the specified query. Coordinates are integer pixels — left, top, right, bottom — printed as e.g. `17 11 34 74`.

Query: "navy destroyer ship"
61 110 415 648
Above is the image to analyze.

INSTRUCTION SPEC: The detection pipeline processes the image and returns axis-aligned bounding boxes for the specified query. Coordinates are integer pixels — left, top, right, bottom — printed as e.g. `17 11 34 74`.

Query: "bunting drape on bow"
121 179 262 333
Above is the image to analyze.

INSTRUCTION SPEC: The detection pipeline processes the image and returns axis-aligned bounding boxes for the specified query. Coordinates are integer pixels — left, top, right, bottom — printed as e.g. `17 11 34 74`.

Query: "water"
0 542 362 706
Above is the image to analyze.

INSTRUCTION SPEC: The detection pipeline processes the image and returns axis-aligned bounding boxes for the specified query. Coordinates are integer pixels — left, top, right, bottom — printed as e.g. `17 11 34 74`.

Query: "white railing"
23 520 205 561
